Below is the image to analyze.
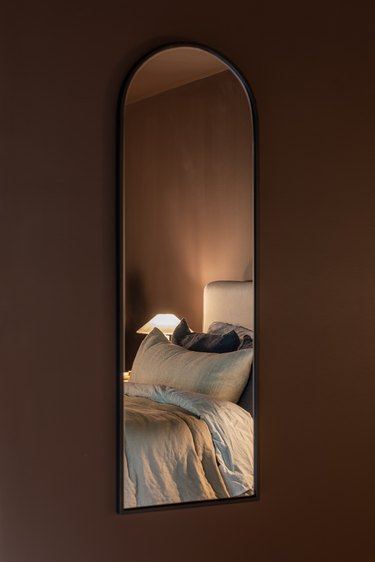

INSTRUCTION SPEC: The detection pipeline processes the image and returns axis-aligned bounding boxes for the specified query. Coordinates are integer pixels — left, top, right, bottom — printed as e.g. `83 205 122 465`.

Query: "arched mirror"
118 44 257 511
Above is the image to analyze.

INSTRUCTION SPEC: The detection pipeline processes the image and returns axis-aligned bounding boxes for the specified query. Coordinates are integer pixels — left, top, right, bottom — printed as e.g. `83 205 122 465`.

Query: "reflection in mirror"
119 45 256 510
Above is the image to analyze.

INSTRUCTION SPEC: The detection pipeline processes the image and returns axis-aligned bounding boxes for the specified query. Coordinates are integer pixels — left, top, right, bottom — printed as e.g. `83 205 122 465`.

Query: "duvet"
123 383 254 508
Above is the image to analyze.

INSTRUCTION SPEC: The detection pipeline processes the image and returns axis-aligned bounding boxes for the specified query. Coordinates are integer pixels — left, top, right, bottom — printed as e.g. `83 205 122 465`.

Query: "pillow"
238 334 253 350
208 321 253 349
171 318 240 353
131 327 253 403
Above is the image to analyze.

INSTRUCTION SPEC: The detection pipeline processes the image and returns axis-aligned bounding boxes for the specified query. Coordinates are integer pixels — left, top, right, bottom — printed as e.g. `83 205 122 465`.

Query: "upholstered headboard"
203 280 254 332
203 280 254 413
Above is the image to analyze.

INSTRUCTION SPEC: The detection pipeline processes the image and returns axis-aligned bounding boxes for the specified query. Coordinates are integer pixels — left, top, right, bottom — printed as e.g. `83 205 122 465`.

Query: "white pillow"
131 328 253 403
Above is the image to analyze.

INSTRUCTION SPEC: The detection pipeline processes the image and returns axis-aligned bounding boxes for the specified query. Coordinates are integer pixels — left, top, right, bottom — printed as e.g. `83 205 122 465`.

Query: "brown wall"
124 70 252 366
1 1 374 562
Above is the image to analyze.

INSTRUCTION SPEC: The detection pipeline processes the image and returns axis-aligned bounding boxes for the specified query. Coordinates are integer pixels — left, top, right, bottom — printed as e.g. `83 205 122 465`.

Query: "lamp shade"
136 313 181 337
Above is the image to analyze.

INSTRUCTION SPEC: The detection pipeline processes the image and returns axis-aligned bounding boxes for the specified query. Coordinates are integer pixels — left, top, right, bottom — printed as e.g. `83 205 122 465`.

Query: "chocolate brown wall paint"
124 70 252 366
1 2 374 562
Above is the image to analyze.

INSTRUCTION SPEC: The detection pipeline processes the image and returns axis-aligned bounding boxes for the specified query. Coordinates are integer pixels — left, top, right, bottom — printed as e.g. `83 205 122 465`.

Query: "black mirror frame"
116 41 259 513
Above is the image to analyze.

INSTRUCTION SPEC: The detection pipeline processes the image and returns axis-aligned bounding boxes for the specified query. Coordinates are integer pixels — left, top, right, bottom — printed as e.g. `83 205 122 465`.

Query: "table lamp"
136 313 180 339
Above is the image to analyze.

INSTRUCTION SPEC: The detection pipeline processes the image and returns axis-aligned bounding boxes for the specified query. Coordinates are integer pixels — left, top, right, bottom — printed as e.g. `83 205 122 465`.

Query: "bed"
122 280 254 509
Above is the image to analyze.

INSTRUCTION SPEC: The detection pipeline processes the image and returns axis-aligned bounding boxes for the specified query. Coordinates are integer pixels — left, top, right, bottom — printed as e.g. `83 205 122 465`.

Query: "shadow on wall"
125 270 148 368
244 260 252 280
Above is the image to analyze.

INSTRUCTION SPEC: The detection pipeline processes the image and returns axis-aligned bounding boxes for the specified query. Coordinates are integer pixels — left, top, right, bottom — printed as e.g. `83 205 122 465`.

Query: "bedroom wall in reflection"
119 44 256 511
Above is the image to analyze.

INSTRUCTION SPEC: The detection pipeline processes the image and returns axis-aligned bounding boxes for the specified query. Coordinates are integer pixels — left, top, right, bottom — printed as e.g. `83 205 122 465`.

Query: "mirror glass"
119 45 255 510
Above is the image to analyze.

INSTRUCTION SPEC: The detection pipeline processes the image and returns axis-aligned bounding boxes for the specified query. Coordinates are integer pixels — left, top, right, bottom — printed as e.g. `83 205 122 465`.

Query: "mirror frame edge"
116 41 260 514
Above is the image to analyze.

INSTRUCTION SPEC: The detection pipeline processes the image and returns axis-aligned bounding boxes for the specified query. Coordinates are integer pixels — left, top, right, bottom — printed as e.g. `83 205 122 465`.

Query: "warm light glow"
137 313 181 336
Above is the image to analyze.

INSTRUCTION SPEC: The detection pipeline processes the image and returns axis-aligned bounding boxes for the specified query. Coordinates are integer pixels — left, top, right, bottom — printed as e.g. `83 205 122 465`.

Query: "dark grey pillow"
237 334 253 349
208 321 253 349
172 318 240 353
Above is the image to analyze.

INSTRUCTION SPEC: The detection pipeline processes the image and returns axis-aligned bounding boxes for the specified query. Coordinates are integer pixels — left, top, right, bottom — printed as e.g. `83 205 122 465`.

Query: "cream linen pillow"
131 328 253 403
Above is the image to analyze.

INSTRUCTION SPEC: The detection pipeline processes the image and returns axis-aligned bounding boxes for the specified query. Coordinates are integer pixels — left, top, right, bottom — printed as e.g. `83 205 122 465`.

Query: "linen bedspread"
123 383 253 508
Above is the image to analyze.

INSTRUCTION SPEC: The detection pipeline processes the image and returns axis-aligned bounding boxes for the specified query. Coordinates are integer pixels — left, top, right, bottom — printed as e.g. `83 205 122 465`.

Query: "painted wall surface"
124 70 252 366
1 1 374 562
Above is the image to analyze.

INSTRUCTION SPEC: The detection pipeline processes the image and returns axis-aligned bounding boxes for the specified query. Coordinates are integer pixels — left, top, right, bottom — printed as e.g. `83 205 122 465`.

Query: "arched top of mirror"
123 46 254 120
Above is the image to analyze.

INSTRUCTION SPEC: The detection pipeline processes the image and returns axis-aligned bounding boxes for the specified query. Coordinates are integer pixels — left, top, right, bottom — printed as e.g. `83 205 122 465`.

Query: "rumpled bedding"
123 383 254 508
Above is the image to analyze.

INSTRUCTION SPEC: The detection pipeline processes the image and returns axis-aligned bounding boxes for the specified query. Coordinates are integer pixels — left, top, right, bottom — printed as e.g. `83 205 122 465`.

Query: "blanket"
123 383 254 508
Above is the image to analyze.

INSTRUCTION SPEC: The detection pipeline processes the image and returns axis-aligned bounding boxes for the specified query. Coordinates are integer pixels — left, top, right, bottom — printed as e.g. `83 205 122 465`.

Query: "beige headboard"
203 280 254 332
